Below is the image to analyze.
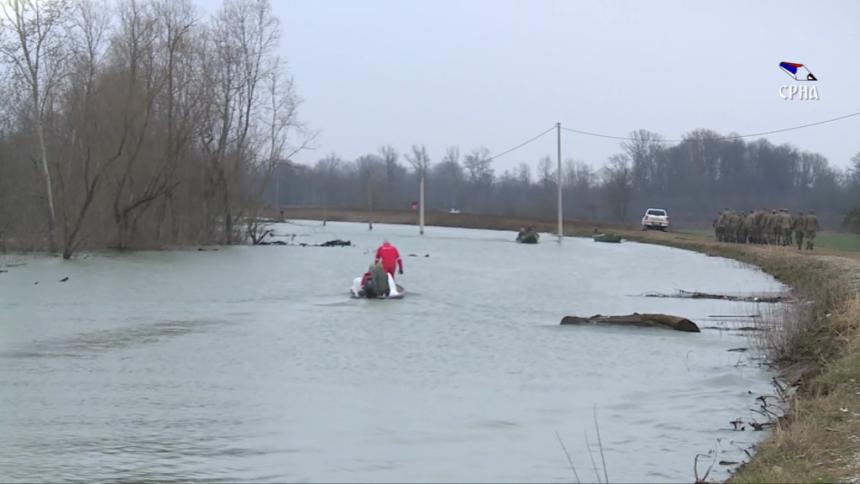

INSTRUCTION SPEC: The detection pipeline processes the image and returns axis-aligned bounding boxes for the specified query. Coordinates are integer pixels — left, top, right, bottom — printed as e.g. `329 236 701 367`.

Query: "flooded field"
0 221 784 483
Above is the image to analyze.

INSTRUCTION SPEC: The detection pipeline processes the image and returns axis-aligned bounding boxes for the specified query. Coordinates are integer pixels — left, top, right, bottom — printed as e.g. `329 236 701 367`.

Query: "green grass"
680 230 860 252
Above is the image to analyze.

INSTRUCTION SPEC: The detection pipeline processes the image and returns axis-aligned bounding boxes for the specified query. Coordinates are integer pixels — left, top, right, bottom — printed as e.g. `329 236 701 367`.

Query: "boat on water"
592 233 623 243
350 285 406 299
350 274 406 299
516 226 540 244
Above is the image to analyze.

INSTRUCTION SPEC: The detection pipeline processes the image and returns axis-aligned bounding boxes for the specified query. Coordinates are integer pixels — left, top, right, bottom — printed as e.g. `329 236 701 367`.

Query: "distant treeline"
269 130 860 230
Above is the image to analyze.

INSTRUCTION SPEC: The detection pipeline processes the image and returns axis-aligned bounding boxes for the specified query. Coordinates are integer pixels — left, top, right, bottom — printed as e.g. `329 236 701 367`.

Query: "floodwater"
0 221 784 483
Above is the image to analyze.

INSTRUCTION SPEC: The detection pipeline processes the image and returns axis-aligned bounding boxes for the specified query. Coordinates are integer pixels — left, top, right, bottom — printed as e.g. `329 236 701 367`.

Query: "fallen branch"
633 290 791 303
256 239 353 247
561 313 700 332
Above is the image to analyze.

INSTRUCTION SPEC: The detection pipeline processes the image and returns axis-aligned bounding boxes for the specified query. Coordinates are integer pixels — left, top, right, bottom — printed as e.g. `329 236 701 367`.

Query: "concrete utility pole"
557 122 563 242
419 172 425 235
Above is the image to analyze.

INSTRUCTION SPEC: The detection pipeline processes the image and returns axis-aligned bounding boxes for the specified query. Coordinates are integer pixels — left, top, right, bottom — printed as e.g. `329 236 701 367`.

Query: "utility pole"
419 172 425 235
557 122 563 242
275 177 280 218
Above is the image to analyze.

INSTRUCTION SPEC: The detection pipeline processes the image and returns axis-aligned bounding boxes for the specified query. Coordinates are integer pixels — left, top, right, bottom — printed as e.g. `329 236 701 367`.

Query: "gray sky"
200 0 860 172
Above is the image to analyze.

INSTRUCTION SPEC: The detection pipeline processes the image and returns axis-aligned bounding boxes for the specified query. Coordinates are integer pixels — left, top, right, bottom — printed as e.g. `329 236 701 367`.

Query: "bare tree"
0 0 74 253
103 0 174 250
406 144 431 176
442 146 460 165
516 162 531 186
621 129 663 190
601 154 634 222
378 144 403 209
197 0 281 244
462 147 493 186
244 61 315 244
537 155 555 190
52 0 121 258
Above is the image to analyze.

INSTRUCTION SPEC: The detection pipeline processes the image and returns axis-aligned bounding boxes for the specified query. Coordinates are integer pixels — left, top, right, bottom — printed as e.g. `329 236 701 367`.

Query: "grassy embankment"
279 206 860 483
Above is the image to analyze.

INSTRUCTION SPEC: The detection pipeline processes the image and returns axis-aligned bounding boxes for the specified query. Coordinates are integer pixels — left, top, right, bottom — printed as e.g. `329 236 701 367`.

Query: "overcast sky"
200 0 859 173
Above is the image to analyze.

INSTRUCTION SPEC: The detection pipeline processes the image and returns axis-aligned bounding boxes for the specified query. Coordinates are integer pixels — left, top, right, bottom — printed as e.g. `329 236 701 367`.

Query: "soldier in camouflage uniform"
728 210 739 243
718 209 730 242
770 209 780 245
713 212 723 242
756 209 764 243
779 209 792 246
793 211 804 250
739 211 748 244
751 209 762 244
804 210 820 250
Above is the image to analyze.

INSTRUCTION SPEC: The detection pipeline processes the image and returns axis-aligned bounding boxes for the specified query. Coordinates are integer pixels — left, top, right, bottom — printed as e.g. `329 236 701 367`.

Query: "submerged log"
560 313 701 332
320 239 351 247
637 289 789 303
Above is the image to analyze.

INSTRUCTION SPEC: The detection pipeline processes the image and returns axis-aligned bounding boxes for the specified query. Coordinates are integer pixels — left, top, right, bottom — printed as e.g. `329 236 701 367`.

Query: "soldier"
770 209 780 245
780 209 792 247
717 208 729 242
727 210 739 243
751 209 762 244
793 211 805 250
713 212 722 241
805 210 821 250
739 211 748 244
761 208 773 245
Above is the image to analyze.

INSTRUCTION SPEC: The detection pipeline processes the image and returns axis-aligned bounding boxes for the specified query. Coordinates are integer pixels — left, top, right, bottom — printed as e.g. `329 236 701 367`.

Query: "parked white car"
641 208 669 231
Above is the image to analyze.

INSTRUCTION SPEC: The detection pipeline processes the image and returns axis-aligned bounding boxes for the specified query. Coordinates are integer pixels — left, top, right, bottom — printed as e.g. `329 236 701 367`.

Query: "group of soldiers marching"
712 208 821 250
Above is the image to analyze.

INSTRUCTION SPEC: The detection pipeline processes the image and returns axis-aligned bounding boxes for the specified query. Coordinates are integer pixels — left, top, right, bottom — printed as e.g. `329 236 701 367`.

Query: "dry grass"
726 251 860 483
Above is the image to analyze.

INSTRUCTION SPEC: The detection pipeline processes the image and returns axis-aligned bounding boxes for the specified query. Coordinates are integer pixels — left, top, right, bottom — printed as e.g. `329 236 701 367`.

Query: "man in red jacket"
375 240 403 279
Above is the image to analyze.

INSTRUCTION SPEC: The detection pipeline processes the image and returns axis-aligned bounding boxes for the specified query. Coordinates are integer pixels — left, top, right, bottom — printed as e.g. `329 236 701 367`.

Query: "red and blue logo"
779 62 817 81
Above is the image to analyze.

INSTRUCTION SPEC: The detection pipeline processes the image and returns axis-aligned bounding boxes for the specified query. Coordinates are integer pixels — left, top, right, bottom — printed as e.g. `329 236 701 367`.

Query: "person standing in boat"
375 240 404 279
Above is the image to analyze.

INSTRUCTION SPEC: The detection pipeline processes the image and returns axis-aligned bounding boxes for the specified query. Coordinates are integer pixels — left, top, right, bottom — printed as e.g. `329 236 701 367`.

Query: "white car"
641 208 669 231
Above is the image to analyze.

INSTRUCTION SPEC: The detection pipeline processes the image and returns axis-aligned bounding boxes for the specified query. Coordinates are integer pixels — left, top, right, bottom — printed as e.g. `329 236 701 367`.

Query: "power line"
559 110 860 143
487 125 557 161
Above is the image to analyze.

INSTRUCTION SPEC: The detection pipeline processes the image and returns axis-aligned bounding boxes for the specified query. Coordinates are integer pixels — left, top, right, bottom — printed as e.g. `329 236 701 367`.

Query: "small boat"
350 274 406 299
593 233 623 243
351 284 406 299
516 226 540 244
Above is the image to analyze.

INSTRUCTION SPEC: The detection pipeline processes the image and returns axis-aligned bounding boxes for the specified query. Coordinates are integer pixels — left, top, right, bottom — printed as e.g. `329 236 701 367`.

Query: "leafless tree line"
0 0 314 258
269 132 860 230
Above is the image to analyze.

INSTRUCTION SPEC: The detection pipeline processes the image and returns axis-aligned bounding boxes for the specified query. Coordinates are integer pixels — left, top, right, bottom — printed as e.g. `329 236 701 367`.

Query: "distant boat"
516 230 540 244
593 233 623 243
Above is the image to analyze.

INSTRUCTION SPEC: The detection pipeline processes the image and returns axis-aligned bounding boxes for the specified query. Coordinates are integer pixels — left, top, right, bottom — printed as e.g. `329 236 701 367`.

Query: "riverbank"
278 206 860 483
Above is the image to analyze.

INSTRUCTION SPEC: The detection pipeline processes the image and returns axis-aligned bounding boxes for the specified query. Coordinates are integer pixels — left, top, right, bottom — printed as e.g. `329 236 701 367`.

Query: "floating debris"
561 313 700 332
319 239 351 247
635 289 790 303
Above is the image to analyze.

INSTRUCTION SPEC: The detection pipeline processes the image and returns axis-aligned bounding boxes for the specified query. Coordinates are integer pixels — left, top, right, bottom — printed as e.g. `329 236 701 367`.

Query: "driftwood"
257 239 351 247
319 239 351 247
637 289 789 303
560 313 701 332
